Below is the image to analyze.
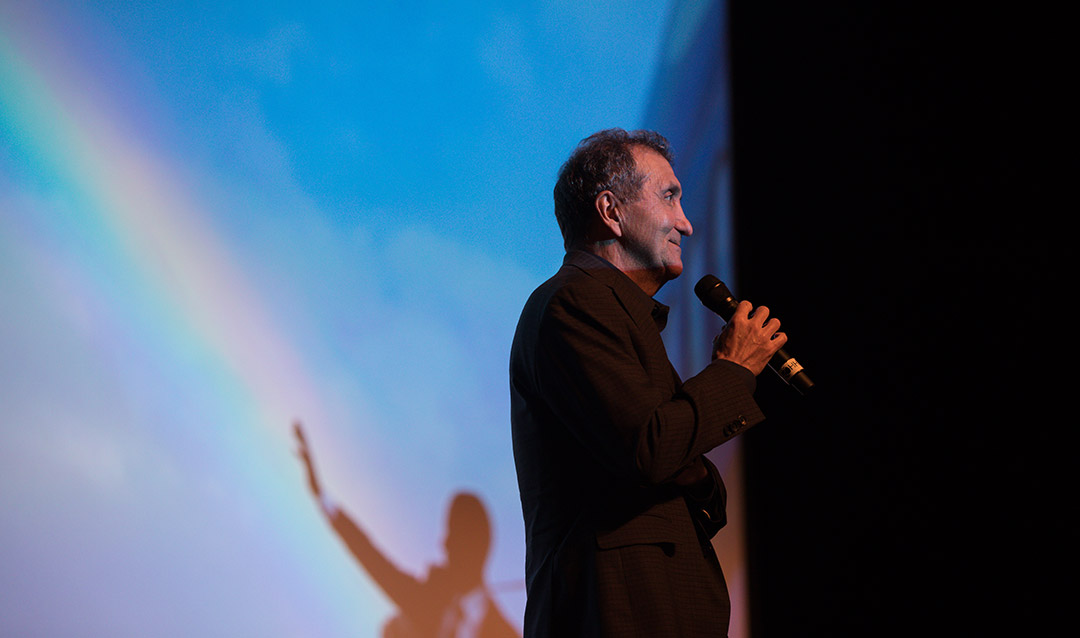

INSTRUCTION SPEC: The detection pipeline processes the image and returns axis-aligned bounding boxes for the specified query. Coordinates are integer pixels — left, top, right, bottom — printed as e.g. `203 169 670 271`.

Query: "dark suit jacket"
510 251 765 637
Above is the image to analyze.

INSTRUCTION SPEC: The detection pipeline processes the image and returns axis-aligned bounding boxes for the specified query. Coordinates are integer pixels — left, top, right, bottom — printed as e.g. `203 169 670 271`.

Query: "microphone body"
694 275 814 395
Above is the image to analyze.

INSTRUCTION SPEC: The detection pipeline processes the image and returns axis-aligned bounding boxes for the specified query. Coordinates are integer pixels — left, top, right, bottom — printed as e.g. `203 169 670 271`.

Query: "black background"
728 4 1062 636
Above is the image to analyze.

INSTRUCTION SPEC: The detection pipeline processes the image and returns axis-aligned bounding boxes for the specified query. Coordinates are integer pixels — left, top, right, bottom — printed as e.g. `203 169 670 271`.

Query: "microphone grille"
694 274 728 300
694 274 737 319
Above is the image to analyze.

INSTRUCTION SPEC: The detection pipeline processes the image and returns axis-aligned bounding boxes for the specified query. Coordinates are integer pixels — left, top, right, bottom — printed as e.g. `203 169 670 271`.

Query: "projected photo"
1 0 741 636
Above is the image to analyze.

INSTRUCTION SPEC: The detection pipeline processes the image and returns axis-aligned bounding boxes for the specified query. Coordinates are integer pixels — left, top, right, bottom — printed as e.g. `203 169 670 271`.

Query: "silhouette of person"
295 422 520 638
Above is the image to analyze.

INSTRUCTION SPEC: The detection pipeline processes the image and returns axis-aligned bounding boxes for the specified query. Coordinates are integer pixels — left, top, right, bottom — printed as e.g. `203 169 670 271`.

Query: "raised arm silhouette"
294 422 519 638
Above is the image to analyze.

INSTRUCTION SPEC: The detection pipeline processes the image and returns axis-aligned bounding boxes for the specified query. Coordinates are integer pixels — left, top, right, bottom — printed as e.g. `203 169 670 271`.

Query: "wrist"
319 493 338 518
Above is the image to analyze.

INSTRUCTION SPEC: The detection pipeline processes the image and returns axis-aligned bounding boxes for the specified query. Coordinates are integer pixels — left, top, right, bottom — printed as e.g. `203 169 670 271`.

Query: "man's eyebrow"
662 184 682 197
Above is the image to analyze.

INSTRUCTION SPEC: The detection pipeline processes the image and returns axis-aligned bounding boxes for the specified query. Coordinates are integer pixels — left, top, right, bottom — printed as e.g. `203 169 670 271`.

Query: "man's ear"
594 190 623 238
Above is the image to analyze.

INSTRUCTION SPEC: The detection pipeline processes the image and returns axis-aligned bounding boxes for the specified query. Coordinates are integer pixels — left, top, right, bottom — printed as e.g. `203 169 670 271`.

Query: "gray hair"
553 128 673 251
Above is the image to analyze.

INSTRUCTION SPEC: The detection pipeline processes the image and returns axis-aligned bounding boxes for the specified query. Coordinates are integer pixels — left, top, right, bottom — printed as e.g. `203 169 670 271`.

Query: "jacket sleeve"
533 278 764 486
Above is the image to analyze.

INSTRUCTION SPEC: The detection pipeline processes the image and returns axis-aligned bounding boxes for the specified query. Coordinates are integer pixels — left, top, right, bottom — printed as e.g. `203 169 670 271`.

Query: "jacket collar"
562 250 670 332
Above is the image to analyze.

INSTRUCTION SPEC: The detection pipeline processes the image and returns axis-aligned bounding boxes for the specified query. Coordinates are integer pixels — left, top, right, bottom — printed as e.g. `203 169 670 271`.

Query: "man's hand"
712 300 788 376
670 457 709 487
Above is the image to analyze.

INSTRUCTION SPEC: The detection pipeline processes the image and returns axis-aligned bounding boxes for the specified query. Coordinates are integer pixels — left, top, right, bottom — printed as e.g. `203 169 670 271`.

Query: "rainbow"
2 12 392 634
2 19 327 433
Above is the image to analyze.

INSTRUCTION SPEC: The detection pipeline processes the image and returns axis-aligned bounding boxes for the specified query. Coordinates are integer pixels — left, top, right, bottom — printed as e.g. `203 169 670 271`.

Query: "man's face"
617 146 693 286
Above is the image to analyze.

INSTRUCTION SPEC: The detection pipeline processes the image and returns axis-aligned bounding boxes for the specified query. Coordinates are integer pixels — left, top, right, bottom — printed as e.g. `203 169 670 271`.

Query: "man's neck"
579 242 665 297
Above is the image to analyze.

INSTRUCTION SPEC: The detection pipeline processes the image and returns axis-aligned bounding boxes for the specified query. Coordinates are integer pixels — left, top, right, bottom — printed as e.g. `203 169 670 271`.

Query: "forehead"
631 146 679 188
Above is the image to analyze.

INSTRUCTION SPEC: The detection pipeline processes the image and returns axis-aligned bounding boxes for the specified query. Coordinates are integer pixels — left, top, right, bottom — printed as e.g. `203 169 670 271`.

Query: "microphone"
694 274 814 395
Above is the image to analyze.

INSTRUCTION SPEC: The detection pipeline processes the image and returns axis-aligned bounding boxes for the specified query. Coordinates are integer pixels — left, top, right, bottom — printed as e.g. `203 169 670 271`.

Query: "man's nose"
677 209 693 236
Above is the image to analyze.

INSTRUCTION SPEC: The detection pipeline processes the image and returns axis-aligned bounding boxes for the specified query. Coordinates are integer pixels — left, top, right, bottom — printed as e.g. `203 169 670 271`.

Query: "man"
509 129 787 636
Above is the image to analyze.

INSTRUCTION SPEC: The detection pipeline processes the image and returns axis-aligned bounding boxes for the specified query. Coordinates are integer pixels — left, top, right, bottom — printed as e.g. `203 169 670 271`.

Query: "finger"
749 304 770 325
770 331 789 348
731 300 753 321
763 317 782 335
